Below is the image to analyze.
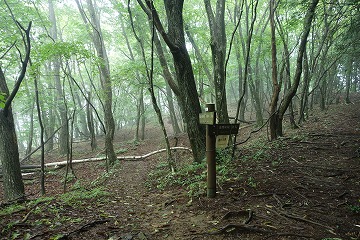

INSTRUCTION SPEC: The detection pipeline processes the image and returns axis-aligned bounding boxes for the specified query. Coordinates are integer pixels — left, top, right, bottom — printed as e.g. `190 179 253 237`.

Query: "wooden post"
206 103 216 198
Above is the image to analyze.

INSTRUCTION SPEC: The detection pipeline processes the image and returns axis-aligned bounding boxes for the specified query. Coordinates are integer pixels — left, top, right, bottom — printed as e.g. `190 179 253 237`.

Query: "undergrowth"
147 149 240 197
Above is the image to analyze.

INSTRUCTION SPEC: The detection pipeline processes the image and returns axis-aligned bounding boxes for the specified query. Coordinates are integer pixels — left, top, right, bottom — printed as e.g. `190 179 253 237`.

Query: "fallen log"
0 147 193 176
0 146 193 179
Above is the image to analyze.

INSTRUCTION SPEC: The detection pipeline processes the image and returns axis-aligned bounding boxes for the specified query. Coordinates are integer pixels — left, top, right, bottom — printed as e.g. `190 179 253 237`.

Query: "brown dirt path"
0 96 359 240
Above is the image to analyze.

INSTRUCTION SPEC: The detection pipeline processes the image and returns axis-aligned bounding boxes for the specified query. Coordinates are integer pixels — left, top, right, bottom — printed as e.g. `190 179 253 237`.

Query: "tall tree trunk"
86 92 97 151
204 0 229 124
134 87 144 142
141 0 205 163
0 19 31 202
117 12 146 141
0 67 25 202
299 50 310 124
48 0 68 155
269 0 280 140
25 99 35 161
274 0 320 137
76 0 117 165
185 25 214 101
152 29 181 134
73 87 89 138
345 57 353 104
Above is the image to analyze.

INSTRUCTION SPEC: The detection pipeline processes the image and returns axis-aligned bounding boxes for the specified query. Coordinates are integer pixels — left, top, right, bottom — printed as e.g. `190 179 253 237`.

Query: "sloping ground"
0 96 359 240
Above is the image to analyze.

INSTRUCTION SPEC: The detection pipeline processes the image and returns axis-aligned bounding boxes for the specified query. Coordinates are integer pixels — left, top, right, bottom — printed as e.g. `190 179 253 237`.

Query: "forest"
0 0 359 239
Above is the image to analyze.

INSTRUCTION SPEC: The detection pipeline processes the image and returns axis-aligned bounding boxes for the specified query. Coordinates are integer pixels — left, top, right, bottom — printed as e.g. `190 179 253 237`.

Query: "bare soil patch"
1 97 359 240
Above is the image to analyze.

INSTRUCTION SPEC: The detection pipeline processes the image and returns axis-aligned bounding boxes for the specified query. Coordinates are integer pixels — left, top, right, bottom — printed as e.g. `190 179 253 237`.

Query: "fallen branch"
119 146 192 161
22 147 192 169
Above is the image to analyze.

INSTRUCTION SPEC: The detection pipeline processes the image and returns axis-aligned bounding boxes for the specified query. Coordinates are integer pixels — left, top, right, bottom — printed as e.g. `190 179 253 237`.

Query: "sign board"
199 112 215 125
215 123 240 135
216 135 229 149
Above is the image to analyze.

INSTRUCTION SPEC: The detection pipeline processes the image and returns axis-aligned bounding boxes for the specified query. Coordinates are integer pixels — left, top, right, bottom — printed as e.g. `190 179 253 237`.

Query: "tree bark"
0 67 25 202
345 57 352 104
76 0 117 165
204 0 229 124
0 20 32 201
271 0 319 138
141 0 205 163
269 0 280 140
152 29 181 134
86 92 97 151
0 104 25 201
49 0 69 155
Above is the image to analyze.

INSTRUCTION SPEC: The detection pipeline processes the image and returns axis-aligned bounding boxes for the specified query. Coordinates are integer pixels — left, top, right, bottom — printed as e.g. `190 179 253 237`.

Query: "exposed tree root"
210 223 274 235
58 219 109 239
279 211 334 232
220 209 253 224
266 232 314 239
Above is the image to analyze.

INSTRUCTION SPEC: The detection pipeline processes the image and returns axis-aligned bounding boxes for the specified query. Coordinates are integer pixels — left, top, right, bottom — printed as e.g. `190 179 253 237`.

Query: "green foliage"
116 148 128 154
148 149 239 197
33 41 94 64
247 176 257 188
59 187 111 206
0 92 6 109
0 203 25 216
348 200 360 213
50 234 66 240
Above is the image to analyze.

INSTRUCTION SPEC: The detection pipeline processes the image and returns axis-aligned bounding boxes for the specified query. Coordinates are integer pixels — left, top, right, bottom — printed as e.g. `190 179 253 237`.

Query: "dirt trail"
1 96 359 240
98 99 360 240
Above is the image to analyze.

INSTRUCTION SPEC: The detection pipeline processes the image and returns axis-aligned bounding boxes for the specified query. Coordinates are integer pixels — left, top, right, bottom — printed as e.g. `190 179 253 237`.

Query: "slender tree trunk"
142 0 205 162
48 0 68 155
204 0 229 124
76 0 117 165
269 0 280 140
25 99 35 161
152 29 181 134
185 25 214 99
86 92 97 151
33 69 46 195
299 50 311 124
345 57 353 104
275 0 320 137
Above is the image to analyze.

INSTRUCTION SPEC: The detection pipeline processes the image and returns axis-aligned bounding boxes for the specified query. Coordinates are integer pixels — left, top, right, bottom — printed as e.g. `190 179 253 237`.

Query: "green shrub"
148 149 239 197
60 187 110 206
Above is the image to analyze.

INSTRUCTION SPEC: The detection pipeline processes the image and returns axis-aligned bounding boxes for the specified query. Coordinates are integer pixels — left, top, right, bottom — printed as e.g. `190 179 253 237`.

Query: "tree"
269 0 319 139
75 0 117 165
48 0 69 155
139 0 205 163
0 20 32 202
204 0 229 124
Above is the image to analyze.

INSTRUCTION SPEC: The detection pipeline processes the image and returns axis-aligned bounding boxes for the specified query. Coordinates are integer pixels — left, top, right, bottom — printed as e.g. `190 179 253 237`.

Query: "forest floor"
1 95 360 240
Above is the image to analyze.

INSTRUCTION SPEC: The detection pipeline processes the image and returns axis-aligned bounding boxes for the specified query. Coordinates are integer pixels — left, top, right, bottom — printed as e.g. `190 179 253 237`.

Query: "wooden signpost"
200 103 240 198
